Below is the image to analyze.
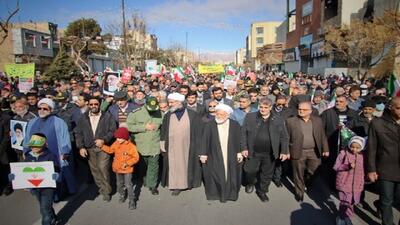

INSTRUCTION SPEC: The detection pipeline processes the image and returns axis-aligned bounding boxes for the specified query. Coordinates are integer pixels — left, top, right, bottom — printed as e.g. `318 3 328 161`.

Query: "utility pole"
122 0 128 68
286 0 290 33
185 31 188 65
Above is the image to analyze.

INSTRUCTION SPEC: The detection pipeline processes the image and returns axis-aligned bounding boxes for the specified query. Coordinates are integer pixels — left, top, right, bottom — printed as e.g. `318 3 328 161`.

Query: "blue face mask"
376 103 385 111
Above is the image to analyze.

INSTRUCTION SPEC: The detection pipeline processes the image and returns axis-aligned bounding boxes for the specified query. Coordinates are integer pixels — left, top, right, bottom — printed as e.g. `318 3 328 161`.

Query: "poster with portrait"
10 162 56 189
10 120 27 151
103 71 120 96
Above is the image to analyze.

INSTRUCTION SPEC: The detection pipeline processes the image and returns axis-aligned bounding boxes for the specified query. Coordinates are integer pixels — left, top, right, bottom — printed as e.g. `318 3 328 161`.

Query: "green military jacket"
127 107 163 156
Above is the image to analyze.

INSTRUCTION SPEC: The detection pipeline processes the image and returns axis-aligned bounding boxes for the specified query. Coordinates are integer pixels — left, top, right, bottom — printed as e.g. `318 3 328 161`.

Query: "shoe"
150 188 159 195
2 185 13 196
119 193 127 203
295 194 304 202
256 192 269 202
273 180 283 188
245 185 254 194
128 201 137 210
102 194 111 202
171 190 181 196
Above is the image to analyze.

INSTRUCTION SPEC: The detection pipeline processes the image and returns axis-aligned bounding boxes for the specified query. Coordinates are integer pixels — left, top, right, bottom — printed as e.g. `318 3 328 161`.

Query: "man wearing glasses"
286 101 329 202
24 98 77 200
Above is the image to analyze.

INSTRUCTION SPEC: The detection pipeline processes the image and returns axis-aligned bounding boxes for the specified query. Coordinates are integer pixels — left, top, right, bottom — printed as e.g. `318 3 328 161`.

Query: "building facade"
247 21 281 70
0 22 59 72
235 48 246 66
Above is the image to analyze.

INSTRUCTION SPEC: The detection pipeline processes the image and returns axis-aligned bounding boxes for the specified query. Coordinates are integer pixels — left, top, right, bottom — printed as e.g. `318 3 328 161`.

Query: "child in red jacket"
333 136 366 225
102 127 139 210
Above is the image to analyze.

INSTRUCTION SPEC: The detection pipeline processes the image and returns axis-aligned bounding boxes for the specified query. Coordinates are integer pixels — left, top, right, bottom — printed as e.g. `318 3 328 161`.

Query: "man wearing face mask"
127 97 163 195
160 93 202 196
24 98 77 200
199 104 242 202
75 96 117 202
241 98 290 202
349 99 376 137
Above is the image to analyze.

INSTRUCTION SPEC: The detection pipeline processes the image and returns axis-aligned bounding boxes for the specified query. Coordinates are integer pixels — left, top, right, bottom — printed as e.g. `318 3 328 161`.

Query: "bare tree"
0 0 20 45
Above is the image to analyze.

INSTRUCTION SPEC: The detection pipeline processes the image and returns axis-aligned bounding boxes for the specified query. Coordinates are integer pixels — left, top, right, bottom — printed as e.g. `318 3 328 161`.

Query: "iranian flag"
159 64 167 75
225 64 236 75
387 74 400 96
173 67 185 83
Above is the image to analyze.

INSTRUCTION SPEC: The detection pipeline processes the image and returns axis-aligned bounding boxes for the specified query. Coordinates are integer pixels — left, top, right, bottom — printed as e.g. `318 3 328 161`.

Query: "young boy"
23 133 59 225
102 127 139 210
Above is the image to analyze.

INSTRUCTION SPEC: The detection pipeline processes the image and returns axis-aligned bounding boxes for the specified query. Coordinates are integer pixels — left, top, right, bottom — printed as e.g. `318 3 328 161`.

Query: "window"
302 1 313 17
41 36 51 49
24 33 36 48
256 27 264 34
324 0 338 20
256 37 264 45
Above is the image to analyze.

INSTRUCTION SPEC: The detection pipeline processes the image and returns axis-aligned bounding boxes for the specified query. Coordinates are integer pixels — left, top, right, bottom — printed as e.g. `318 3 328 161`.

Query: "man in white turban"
160 92 202 196
199 103 243 202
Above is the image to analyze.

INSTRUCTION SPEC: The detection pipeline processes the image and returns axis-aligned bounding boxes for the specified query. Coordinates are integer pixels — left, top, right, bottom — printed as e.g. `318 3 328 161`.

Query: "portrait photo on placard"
10 120 27 151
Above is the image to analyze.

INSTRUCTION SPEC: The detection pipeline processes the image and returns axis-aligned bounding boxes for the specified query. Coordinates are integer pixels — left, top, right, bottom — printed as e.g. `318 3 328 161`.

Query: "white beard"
215 118 228 124
38 111 51 118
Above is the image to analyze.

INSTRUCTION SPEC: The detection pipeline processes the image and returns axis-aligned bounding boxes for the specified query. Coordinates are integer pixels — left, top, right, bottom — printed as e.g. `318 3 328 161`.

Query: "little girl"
102 127 139 210
333 136 365 225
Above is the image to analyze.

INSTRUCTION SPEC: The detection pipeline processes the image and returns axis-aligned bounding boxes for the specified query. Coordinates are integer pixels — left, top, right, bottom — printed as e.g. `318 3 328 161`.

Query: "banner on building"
283 48 297 62
311 40 325 58
198 64 225 74
10 161 56 189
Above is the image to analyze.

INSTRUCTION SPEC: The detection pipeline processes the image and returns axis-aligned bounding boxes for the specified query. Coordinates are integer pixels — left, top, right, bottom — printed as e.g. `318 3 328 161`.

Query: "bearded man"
160 93 202 196
199 104 243 202
24 98 77 200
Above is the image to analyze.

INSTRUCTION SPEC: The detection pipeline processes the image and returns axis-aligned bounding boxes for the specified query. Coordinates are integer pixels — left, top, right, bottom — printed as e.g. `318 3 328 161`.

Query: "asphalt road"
1 174 398 225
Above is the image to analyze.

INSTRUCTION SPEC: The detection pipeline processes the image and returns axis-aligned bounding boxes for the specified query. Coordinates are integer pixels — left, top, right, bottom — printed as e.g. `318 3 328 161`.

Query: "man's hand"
80 148 88 158
95 139 104 148
237 153 244 163
368 172 378 183
279 154 289 161
241 150 249 158
105 96 113 103
60 154 68 160
199 155 208 164
350 163 355 168
322 152 329 157
145 123 157 131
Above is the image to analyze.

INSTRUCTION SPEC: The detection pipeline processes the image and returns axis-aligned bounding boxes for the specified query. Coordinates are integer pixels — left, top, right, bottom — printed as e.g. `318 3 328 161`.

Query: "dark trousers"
116 173 134 201
273 159 283 182
32 188 56 225
138 155 160 188
87 147 112 196
244 152 275 193
291 149 321 197
379 180 400 225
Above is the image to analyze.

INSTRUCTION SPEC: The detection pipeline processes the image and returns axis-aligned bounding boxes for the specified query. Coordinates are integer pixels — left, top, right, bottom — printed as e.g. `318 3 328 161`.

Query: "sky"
0 0 294 57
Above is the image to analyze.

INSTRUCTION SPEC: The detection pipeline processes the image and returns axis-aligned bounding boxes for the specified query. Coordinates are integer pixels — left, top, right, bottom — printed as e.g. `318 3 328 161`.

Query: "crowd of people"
0 71 399 225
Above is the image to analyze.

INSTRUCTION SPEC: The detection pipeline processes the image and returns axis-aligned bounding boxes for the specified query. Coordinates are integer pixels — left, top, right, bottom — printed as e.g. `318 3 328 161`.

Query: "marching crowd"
0 71 399 225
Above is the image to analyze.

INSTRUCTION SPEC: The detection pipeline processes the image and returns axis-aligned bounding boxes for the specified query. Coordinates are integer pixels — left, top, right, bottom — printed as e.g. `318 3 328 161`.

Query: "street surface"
1 174 398 225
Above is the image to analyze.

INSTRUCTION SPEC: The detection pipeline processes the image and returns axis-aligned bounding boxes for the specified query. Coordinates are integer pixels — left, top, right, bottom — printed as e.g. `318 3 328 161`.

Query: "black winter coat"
74 112 117 149
367 111 400 182
241 112 289 158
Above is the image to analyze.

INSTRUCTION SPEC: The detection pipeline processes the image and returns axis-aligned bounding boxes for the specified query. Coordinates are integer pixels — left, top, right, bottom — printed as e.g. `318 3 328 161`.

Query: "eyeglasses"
38 107 50 111
89 103 99 106
70 82 77 85
208 105 217 108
